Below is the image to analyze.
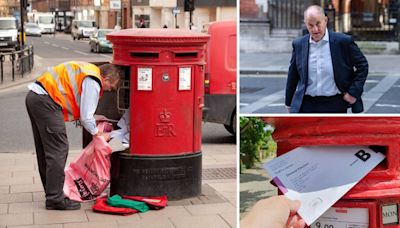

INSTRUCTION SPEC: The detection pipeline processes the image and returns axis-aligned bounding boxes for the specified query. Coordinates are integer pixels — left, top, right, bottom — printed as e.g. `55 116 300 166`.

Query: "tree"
240 117 275 171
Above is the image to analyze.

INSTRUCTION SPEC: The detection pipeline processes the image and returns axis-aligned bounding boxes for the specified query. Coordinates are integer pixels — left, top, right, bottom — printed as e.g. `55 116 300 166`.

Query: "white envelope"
264 146 385 225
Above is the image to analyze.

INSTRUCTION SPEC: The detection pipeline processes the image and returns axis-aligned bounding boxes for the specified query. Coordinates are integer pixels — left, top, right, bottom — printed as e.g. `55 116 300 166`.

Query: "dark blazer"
285 30 368 113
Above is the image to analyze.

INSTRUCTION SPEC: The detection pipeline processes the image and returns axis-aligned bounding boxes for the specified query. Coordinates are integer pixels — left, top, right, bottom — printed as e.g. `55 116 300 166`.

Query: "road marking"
393 85 400 88
375 104 400 108
52 44 59 47
363 76 400 112
240 74 288 78
240 89 285 114
44 41 50 45
34 54 43 60
240 103 249 106
74 50 89 56
365 80 379 83
61 46 69 50
267 103 285 107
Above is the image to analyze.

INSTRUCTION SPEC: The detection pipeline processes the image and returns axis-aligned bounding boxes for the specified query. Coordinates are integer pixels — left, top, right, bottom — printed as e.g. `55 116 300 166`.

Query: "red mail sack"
92 197 138 215
63 122 112 202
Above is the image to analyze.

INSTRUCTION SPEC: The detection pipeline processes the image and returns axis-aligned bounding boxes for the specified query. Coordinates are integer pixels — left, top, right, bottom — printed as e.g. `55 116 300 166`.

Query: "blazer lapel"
302 35 309 82
329 31 339 81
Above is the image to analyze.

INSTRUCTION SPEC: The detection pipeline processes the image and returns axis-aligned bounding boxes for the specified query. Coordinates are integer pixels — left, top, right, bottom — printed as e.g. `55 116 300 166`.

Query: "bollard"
0 55 4 84
10 53 15 81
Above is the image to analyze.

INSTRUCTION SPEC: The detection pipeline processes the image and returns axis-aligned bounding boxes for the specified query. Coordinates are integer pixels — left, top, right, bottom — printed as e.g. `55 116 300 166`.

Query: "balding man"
26 62 123 210
285 5 368 113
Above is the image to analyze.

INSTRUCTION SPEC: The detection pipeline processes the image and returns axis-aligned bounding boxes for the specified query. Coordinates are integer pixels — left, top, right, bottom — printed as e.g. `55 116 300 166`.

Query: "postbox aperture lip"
106 28 210 45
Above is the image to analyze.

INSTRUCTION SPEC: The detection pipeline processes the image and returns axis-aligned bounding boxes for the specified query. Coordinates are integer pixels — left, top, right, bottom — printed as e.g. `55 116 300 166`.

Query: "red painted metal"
264 117 400 227
108 29 209 156
205 21 237 95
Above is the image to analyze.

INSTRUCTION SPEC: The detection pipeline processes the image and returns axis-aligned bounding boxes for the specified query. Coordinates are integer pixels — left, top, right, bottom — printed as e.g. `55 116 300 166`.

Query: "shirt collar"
309 28 329 44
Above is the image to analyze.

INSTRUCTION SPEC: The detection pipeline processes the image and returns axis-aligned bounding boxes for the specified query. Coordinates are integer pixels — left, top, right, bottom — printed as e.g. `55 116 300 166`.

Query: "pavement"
0 57 237 228
240 52 400 76
239 159 276 220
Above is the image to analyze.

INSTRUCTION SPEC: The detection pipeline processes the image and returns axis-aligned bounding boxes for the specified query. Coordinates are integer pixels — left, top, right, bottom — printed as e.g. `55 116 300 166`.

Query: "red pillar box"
263 117 400 227
107 29 209 199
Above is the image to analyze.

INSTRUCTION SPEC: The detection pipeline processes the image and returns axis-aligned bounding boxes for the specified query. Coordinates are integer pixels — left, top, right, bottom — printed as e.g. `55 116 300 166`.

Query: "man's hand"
240 195 305 228
95 132 110 142
343 93 357 104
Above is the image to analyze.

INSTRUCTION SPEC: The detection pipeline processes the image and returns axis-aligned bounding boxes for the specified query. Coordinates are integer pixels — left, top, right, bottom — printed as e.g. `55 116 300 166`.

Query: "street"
0 33 237 228
240 74 400 113
27 33 112 60
1 33 236 152
0 82 235 153
240 52 400 114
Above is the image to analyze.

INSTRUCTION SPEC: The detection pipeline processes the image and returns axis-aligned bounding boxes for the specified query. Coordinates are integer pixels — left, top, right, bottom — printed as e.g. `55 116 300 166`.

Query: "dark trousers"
25 91 68 204
300 94 349 113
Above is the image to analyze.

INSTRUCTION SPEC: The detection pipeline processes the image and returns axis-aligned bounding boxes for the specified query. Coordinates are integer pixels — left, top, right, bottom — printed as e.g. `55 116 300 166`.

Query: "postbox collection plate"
382 204 399 225
179 67 191 90
310 207 369 228
137 67 152 91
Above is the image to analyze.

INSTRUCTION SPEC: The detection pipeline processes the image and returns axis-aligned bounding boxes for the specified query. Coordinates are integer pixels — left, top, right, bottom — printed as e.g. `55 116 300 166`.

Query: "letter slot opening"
174 52 198 59
368 145 388 171
131 52 159 59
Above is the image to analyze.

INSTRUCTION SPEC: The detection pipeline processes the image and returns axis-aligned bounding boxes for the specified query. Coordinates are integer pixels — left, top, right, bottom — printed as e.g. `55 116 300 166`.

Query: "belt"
304 94 342 100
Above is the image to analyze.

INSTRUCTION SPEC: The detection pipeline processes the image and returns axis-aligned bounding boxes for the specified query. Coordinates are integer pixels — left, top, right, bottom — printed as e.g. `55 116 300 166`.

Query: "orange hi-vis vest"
37 61 102 122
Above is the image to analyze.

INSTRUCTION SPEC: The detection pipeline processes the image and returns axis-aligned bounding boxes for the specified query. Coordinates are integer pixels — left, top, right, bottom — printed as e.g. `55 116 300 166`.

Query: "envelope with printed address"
264 146 385 225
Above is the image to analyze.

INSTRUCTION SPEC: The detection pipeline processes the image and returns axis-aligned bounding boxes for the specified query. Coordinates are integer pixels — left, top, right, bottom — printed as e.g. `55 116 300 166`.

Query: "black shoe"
46 198 81 210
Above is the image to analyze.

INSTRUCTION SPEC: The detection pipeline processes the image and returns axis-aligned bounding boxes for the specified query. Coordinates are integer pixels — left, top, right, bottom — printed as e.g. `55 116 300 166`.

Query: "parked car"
89 29 113 53
71 20 97 40
0 17 19 51
24 23 42 36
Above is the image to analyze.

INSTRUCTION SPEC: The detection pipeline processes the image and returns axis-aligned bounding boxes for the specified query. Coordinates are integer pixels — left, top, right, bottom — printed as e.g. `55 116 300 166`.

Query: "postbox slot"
174 52 198 59
369 145 388 170
130 52 159 59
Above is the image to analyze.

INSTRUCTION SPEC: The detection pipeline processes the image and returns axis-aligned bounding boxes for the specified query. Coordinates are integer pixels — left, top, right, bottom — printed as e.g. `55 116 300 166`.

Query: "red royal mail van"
203 21 237 135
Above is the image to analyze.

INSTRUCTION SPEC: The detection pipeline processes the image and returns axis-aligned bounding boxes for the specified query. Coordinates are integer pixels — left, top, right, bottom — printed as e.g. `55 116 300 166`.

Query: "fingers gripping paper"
264 146 385 225
63 122 112 202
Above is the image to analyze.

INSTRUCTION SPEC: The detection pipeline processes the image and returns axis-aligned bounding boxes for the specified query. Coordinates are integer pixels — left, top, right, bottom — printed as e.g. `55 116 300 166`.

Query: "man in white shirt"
285 5 368 113
25 62 123 210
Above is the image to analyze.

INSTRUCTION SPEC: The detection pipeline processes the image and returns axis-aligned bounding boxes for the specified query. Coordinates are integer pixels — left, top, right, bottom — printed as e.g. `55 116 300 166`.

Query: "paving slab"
170 215 231 228
0 213 33 227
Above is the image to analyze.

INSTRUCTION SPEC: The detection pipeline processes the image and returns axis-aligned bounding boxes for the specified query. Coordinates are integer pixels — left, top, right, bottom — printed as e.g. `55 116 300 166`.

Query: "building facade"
0 0 10 16
29 0 236 30
242 0 399 41
1 0 20 17
133 0 236 29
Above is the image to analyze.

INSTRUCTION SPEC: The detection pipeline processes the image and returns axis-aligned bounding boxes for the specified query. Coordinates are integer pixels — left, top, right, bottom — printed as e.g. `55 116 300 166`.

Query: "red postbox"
106 29 209 199
264 117 400 227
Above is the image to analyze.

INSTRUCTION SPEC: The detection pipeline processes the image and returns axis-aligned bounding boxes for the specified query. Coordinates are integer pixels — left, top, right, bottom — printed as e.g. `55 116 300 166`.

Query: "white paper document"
108 137 127 152
109 109 130 151
264 146 385 225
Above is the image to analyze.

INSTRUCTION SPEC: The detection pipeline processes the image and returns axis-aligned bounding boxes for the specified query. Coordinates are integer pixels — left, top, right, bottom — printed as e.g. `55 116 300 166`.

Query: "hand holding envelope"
264 146 385 226
241 195 305 228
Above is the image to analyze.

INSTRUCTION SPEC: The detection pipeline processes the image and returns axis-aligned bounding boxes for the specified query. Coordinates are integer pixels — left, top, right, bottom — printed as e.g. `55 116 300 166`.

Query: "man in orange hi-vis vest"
25 61 123 210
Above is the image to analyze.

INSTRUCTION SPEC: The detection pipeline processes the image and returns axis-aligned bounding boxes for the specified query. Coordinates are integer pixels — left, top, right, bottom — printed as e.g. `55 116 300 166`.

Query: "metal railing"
0 45 34 84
